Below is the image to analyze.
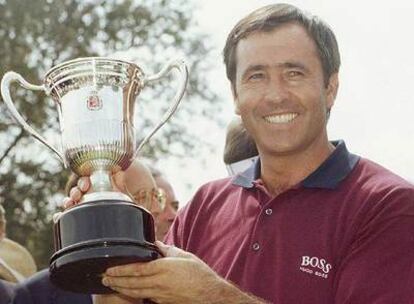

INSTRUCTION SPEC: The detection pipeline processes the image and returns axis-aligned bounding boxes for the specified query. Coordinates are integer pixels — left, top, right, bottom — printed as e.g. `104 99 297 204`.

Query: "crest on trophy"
86 91 103 111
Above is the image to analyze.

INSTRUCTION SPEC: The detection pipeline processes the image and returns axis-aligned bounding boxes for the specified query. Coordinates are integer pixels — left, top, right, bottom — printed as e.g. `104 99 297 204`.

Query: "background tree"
0 0 220 268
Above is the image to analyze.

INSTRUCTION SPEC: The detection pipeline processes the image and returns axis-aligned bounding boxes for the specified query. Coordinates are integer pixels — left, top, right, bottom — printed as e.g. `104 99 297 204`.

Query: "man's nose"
264 75 290 104
164 204 177 221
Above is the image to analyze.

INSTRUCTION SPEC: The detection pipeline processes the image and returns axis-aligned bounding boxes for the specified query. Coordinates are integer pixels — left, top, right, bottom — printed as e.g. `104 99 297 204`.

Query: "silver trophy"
1 57 188 293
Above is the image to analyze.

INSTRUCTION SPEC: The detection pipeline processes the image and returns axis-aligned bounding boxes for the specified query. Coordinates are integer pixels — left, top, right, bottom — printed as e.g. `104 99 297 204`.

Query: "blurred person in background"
148 166 179 241
0 206 17 303
223 117 258 176
0 204 36 284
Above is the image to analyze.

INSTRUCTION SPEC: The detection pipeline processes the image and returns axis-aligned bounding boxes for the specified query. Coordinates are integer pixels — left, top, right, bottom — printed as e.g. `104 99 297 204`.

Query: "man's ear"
231 84 241 115
326 73 339 109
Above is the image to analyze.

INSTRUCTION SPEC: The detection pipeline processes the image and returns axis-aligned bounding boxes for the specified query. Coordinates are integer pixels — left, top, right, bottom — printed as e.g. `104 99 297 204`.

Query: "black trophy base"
50 200 161 294
50 241 160 294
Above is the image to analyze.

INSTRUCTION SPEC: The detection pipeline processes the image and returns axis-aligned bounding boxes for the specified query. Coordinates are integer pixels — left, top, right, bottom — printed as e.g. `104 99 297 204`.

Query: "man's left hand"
102 242 249 304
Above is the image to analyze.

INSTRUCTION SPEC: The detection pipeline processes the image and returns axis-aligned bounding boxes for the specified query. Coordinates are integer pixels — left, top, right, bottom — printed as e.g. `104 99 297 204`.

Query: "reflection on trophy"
1 57 188 293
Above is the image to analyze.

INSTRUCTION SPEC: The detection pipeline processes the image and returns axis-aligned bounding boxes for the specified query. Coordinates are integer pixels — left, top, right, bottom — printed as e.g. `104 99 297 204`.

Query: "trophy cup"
1 57 188 293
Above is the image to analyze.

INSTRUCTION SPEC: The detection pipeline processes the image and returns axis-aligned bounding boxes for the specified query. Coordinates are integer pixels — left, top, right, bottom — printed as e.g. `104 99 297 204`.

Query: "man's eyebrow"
277 61 309 72
241 61 310 79
241 64 267 79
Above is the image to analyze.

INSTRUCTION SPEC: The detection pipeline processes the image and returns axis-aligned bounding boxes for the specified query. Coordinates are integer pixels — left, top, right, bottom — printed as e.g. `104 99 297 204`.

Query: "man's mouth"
263 113 298 124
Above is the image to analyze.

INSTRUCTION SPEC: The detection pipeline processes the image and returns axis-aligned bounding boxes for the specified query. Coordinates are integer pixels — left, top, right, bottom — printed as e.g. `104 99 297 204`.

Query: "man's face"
154 176 178 241
233 23 338 156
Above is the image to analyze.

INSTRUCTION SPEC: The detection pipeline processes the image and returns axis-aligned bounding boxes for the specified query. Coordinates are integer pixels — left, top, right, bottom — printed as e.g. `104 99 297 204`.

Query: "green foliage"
0 0 218 269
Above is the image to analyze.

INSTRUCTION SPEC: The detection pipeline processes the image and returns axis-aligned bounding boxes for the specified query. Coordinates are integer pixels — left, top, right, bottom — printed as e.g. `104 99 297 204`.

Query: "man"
223 117 258 175
148 166 179 241
97 3 414 304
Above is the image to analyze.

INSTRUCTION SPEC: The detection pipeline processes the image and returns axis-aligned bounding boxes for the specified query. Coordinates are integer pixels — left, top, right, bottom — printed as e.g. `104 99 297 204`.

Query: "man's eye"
287 70 303 78
248 73 265 80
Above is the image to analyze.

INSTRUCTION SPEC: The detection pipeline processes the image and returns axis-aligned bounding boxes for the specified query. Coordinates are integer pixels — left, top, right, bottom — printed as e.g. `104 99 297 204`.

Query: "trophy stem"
90 169 112 192
82 169 132 203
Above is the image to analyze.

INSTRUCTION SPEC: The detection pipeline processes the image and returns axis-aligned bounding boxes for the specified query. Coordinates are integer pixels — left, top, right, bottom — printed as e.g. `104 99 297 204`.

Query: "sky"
157 0 414 205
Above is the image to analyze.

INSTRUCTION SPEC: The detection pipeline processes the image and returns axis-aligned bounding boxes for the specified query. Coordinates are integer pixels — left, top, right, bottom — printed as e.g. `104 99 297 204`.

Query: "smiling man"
231 22 339 195
57 4 414 304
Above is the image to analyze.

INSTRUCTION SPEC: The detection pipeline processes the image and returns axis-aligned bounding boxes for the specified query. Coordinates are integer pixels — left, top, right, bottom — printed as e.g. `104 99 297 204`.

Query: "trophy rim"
44 57 142 78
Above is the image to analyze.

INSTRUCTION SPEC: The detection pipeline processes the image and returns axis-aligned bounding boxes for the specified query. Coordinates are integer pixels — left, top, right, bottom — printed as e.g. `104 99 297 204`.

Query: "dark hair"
223 118 258 164
223 3 340 89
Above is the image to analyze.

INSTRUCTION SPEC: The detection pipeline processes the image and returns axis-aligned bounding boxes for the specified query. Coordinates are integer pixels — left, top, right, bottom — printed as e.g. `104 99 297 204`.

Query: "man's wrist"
92 294 142 304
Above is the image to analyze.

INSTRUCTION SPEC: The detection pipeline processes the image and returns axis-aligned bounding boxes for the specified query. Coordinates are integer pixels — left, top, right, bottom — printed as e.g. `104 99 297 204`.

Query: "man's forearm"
209 278 269 304
92 294 141 304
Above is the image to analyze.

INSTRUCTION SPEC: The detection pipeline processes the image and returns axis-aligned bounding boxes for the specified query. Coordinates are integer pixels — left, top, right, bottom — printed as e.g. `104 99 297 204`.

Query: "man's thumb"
155 241 192 258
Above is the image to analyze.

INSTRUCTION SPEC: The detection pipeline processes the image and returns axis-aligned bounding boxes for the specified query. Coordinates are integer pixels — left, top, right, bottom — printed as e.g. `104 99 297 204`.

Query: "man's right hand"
62 160 158 211
60 160 157 304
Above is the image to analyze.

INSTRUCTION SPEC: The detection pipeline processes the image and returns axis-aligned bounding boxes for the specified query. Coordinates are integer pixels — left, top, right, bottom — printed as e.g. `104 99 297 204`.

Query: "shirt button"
252 242 260 251
265 208 273 215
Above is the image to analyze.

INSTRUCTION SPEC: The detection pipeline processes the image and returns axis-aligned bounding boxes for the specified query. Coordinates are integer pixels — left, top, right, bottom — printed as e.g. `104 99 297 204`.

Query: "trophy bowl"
1 57 188 293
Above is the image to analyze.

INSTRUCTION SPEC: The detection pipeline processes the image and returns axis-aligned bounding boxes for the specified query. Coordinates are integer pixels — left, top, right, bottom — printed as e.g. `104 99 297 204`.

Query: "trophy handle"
135 59 189 155
1 71 66 165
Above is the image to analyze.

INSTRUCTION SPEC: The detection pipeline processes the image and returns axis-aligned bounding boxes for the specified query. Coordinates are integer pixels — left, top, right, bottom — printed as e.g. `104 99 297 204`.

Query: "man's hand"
62 160 157 209
101 242 266 304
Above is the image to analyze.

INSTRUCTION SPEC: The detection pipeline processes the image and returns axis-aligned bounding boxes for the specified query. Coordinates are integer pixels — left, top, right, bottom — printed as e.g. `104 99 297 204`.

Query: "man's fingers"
156 241 193 259
67 176 91 203
77 176 90 193
62 197 75 209
69 187 83 202
102 274 157 289
106 261 161 277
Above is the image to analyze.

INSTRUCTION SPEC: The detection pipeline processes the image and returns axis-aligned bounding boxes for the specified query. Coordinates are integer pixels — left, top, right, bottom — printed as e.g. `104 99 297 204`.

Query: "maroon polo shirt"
165 141 414 304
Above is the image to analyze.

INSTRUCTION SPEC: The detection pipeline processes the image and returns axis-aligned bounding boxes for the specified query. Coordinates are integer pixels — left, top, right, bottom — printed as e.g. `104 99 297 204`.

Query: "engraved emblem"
86 91 102 111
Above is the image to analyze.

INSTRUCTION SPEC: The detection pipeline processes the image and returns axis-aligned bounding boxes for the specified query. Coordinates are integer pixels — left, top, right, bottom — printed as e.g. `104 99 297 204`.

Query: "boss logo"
299 255 332 279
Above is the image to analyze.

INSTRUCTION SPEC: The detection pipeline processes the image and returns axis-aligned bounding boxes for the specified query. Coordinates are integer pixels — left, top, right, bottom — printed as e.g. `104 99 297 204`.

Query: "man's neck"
259 140 335 196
